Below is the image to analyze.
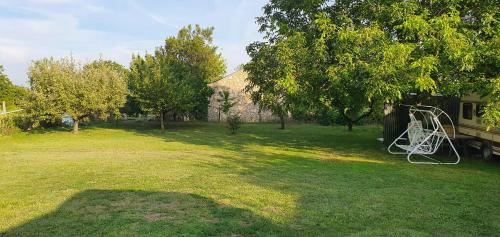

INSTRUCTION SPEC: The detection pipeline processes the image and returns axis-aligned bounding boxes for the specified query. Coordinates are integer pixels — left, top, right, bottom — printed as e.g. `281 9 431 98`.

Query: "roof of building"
208 69 246 86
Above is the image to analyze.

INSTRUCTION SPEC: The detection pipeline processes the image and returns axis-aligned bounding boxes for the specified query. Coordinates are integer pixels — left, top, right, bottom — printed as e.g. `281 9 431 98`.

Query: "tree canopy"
244 34 308 129
0 65 28 110
128 25 226 132
216 90 237 117
0 65 13 100
252 0 499 129
26 58 127 133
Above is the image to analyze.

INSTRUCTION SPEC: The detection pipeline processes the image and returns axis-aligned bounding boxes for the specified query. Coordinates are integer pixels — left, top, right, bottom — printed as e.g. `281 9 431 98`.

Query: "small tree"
128 54 171 132
216 90 236 121
215 90 241 133
227 114 241 134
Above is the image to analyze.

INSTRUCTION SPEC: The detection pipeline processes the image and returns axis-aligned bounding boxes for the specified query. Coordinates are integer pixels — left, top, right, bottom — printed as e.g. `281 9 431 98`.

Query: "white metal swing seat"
388 105 460 164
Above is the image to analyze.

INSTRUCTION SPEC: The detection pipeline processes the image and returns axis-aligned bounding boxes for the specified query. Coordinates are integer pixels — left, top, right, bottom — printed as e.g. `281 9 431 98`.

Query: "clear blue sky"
0 0 267 85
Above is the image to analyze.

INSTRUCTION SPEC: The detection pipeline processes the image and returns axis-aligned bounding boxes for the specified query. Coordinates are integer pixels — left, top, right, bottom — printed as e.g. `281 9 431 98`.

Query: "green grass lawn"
0 122 499 236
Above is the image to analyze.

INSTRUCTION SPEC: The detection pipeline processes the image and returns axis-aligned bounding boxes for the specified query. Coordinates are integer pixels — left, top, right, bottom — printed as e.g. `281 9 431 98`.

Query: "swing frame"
387 105 460 164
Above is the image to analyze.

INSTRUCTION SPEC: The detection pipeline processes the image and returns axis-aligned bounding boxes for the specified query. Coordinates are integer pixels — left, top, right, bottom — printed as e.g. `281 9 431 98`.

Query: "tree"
244 34 307 129
83 60 129 123
0 65 13 101
128 53 174 132
310 13 415 130
215 90 241 133
216 90 236 122
27 58 127 133
227 114 242 134
128 25 226 132
120 95 143 117
0 65 28 109
255 0 499 130
163 25 226 121
255 0 412 130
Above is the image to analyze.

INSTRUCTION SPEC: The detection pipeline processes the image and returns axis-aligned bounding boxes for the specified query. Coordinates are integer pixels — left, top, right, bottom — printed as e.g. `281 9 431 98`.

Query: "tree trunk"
73 120 79 134
160 112 165 133
112 112 118 127
347 120 353 131
343 101 376 132
279 114 285 130
218 107 221 123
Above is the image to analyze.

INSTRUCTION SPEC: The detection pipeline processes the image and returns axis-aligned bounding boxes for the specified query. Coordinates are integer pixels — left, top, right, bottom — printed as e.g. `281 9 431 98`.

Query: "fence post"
2 101 5 114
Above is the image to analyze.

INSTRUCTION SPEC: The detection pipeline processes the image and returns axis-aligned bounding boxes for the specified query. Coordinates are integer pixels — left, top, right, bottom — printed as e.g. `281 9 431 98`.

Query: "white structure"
388 105 460 164
0 101 22 116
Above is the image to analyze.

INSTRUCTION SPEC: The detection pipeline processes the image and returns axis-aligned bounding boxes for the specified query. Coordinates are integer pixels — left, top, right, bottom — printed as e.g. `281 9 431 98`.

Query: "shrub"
227 114 242 134
316 109 341 126
0 114 19 136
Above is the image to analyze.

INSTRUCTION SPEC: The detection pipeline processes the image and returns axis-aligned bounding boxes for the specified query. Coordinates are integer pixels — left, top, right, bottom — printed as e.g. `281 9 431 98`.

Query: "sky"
0 0 267 85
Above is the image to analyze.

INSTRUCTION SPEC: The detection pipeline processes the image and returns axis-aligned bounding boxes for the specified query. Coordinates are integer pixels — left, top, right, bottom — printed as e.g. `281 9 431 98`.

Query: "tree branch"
353 100 376 123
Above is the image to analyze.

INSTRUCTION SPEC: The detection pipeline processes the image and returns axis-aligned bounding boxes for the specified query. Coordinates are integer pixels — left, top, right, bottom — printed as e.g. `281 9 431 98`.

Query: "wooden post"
2 101 6 114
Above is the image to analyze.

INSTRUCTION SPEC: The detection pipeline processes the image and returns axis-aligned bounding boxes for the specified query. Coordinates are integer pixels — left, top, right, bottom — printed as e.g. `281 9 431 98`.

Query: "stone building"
208 70 276 122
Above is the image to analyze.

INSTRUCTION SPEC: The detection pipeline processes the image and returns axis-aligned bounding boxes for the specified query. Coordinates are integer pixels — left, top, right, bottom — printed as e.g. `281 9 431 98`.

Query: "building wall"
208 70 276 123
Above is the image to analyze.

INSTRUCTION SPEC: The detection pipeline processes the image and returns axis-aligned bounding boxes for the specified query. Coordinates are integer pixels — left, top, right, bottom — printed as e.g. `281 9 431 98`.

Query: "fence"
1 101 23 116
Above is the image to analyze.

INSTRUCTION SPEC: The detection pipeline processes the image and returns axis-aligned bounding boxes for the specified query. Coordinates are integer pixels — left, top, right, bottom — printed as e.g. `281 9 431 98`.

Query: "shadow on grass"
186 139 500 236
1 190 285 237
84 120 500 175
31 120 499 174
107 121 496 164
24 126 72 135
103 120 388 160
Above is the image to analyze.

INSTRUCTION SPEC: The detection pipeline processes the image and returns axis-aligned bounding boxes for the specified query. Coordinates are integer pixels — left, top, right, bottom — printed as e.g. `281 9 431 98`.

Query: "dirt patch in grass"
144 213 167 222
